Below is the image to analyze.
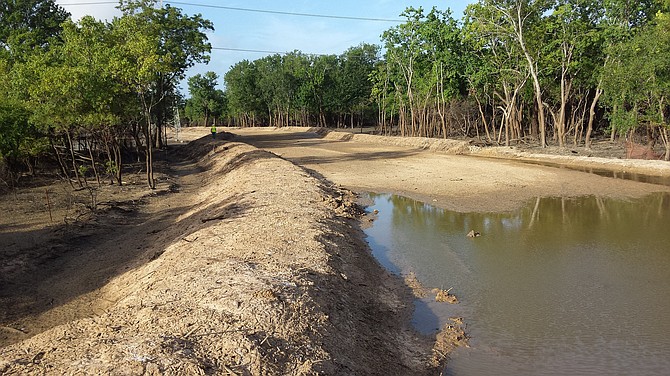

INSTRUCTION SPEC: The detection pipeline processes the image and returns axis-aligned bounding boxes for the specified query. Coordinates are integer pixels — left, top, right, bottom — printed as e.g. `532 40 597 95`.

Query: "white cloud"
56 0 121 21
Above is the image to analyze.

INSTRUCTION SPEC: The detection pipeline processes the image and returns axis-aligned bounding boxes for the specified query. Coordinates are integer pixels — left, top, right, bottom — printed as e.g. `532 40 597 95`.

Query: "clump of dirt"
405 272 428 298
433 288 459 304
0 137 452 375
431 318 469 367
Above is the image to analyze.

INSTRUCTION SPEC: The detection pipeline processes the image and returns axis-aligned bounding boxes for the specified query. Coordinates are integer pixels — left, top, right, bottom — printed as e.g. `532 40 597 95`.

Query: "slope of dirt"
0 156 189 347
1 138 454 375
301 127 670 178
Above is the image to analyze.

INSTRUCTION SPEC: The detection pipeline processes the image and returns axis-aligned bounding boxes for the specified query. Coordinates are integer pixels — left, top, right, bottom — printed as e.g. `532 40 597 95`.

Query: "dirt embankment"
313 127 670 178
1 137 461 375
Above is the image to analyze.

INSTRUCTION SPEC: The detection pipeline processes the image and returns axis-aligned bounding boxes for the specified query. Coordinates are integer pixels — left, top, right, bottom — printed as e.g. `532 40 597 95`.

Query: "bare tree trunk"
474 94 491 142
610 104 618 142
51 136 74 189
507 4 546 146
87 137 101 187
586 87 603 149
114 142 122 186
66 131 84 188
140 95 155 189
143 121 154 189
659 99 670 161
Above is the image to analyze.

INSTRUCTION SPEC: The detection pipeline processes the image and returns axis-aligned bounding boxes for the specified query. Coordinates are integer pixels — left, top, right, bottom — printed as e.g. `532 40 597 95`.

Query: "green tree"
0 0 70 181
602 9 670 159
377 7 466 138
112 0 212 188
541 0 602 147
185 71 221 126
467 0 553 146
224 59 265 126
0 0 69 58
336 44 380 129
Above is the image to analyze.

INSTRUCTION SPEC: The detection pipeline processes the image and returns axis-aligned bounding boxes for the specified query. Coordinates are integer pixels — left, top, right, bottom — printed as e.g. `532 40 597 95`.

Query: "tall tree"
542 0 601 147
113 0 212 188
602 7 670 159
224 60 264 126
377 6 465 138
186 71 220 126
336 44 380 129
0 0 69 181
468 0 553 146
0 0 69 57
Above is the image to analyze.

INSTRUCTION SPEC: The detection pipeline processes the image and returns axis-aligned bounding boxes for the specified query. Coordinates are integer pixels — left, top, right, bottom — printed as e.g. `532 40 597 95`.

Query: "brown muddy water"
362 192 670 376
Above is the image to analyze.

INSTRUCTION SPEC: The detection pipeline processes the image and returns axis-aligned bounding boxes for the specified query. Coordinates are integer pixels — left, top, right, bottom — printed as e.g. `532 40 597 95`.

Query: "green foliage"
0 0 214 183
223 44 380 127
0 0 68 175
603 10 670 134
114 0 213 87
0 98 36 165
375 6 467 137
3 0 668 171
105 160 119 175
185 71 225 125
0 0 70 58
78 164 89 177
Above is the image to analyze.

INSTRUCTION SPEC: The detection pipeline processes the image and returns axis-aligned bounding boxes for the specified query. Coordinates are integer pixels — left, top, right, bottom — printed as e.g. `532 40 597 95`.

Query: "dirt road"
204 127 670 212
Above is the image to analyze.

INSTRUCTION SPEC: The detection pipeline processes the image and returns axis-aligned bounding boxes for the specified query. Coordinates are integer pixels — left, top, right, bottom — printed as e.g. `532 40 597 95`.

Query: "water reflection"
363 193 670 376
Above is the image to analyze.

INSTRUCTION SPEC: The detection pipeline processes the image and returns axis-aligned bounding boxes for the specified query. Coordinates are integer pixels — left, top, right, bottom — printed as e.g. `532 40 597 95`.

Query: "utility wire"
59 1 388 58
59 1 118 5
59 1 404 23
166 1 403 22
211 47 340 56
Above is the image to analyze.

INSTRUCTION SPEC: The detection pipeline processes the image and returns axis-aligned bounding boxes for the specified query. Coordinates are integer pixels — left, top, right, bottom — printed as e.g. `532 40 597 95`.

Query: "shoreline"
221 126 670 213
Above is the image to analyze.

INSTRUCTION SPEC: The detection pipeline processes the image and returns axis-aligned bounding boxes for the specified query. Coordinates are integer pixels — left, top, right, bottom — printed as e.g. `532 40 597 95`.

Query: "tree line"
213 44 380 129
198 0 668 160
0 0 212 188
2 0 669 188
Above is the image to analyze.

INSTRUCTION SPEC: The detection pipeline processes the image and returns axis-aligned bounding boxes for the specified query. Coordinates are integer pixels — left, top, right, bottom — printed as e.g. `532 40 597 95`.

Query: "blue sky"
56 1 474 94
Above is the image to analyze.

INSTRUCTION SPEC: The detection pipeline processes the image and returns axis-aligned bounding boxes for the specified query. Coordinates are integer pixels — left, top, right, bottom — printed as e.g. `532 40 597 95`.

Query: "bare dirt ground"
218 127 670 212
0 135 462 375
1 126 668 375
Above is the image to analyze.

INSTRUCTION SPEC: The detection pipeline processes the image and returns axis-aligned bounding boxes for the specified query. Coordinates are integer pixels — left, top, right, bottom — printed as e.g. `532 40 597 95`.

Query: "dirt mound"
0 138 446 375
314 128 472 154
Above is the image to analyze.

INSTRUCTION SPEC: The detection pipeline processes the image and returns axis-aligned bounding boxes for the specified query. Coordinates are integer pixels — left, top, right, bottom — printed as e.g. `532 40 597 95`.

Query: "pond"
362 192 670 376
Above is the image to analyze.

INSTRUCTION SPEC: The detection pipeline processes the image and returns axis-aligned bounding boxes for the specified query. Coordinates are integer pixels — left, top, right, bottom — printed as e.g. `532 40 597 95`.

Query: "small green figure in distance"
211 125 217 139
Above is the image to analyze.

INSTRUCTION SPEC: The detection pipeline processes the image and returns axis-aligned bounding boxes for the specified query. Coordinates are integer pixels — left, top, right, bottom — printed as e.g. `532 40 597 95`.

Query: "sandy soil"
1 126 668 375
0 135 463 375
217 127 670 212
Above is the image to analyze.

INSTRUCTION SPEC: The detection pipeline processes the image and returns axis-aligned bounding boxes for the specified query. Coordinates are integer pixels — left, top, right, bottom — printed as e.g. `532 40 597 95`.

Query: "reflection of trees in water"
382 193 670 249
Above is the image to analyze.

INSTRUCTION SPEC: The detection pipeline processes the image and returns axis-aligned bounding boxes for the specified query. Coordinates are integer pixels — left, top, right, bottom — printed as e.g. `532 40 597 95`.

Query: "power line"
211 47 383 63
59 1 404 23
166 1 403 22
59 1 389 58
59 1 118 5
211 47 331 56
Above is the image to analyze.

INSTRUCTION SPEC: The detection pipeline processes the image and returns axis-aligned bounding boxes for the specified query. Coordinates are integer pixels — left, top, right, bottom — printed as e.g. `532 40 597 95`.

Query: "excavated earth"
0 136 459 375
2 127 669 375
